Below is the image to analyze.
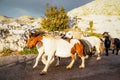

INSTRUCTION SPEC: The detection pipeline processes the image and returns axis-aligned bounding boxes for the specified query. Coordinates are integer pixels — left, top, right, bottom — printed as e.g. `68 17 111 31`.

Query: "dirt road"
0 53 120 80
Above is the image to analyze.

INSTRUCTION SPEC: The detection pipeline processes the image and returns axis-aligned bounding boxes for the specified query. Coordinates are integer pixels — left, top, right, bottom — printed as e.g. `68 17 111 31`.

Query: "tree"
41 4 69 31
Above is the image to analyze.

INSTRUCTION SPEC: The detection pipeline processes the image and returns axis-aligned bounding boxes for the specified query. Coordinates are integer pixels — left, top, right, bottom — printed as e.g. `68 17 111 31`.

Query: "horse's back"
42 36 57 55
114 38 120 48
55 38 82 57
55 39 72 57
81 36 101 47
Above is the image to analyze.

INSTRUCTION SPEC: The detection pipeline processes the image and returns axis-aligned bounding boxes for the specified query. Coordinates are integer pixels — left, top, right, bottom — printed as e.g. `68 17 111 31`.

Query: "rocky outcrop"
0 54 36 67
0 29 27 52
0 15 42 53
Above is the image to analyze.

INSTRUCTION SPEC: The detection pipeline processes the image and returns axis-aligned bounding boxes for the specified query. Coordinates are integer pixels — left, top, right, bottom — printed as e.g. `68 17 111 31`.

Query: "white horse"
65 31 104 60
26 34 85 75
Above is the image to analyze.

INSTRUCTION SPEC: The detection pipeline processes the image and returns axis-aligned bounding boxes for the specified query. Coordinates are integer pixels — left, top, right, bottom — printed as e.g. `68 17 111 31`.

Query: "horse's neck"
31 35 43 48
36 42 42 49
106 34 111 39
107 35 112 41
62 38 71 43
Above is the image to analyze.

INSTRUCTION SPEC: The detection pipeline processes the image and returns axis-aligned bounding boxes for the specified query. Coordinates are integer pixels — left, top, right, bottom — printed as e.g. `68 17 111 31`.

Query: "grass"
0 47 38 57
21 46 38 55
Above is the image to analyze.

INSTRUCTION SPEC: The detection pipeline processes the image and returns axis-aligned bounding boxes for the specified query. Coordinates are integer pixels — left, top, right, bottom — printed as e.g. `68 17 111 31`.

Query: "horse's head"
102 32 111 42
25 35 43 49
65 31 84 39
102 32 110 38
65 31 73 38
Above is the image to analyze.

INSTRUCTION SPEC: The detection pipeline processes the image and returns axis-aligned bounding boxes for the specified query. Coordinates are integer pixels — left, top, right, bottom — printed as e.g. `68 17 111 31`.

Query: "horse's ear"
28 32 35 39
28 33 32 38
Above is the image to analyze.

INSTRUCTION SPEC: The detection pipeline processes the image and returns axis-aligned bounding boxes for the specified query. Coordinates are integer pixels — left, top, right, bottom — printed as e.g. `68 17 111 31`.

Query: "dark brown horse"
102 32 120 56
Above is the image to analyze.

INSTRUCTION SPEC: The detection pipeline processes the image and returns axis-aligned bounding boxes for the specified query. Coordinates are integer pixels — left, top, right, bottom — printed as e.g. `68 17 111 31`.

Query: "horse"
65 31 104 60
102 32 120 56
26 33 85 75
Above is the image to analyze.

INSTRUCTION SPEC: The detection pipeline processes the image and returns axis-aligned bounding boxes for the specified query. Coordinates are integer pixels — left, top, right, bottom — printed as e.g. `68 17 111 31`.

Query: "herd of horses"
25 30 120 75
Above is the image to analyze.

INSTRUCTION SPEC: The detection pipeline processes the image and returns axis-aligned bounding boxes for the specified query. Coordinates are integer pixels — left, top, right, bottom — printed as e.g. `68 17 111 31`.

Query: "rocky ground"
0 52 120 80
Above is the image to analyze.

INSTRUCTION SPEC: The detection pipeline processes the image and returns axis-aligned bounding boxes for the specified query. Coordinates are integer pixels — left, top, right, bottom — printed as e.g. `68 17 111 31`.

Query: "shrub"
21 47 38 55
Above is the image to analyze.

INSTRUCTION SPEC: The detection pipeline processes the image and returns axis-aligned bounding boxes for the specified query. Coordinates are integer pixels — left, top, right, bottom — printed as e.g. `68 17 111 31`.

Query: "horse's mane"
102 32 111 38
29 31 45 37
43 34 55 38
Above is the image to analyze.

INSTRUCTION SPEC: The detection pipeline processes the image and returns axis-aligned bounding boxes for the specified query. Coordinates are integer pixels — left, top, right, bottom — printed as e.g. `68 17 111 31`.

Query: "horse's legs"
49 57 55 64
112 49 114 54
116 48 119 55
76 43 85 68
40 51 55 75
79 56 85 68
105 48 109 56
41 54 55 65
42 54 60 66
55 57 60 66
96 46 101 60
115 44 120 55
41 53 47 65
33 46 44 68
66 53 76 69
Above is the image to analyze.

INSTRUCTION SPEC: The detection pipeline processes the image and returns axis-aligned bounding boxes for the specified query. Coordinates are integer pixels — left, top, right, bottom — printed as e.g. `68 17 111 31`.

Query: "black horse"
103 32 120 56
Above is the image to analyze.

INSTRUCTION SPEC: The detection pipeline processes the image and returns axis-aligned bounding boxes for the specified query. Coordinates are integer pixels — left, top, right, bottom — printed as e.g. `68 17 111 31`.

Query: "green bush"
21 47 38 55
41 4 69 32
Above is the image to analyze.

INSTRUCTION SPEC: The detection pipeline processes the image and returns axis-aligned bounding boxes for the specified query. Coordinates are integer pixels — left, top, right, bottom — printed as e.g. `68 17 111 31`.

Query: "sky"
0 0 93 18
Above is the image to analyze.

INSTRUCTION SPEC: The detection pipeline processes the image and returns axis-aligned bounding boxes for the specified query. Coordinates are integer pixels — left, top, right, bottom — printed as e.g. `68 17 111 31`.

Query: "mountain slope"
67 0 120 38
68 0 120 17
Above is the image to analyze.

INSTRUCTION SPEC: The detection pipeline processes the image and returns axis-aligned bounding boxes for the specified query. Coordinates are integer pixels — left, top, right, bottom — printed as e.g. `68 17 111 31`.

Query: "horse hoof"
105 54 109 56
66 67 71 70
66 66 72 70
33 65 36 69
79 65 85 69
97 57 101 60
33 66 36 69
39 71 47 75
55 64 60 67
85 55 89 59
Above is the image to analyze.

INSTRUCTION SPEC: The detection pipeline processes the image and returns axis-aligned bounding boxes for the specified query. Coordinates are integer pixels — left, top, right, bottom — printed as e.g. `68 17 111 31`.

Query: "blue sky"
0 0 93 18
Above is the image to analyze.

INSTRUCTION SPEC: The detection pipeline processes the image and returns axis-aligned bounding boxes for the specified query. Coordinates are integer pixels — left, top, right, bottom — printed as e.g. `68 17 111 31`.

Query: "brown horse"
103 32 120 56
26 33 85 75
65 31 104 60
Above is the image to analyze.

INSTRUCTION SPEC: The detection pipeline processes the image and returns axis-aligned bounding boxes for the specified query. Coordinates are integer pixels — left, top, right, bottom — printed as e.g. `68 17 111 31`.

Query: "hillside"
68 0 120 17
0 15 42 24
67 0 120 38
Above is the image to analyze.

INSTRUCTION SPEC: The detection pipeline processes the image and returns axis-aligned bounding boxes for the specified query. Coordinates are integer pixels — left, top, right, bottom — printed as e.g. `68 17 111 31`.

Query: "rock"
0 54 37 67
0 56 18 67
